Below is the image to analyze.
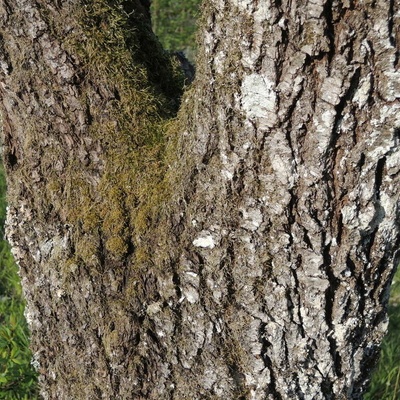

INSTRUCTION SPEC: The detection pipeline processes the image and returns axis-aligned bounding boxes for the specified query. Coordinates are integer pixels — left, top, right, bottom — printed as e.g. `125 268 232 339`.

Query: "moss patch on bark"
51 0 188 266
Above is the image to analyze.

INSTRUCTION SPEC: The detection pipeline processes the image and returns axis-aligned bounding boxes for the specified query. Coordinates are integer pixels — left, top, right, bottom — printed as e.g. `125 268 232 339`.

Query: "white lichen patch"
39 238 53 258
213 50 226 75
231 0 252 10
334 317 358 343
320 76 343 105
157 330 165 338
383 70 400 101
241 74 277 129
320 108 336 127
231 0 272 20
221 169 233 180
146 301 162 316
353 74 372 108
341 203 357 225
271 154 292 185
240 208 263 231
183 286 199 304
220 151 239 181
24 301 42 331
193 231 216 249
371 104 400 129
313 106 337 153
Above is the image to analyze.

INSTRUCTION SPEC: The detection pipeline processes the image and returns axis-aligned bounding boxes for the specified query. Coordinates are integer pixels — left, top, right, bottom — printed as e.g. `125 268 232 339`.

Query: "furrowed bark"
0 0 183 397
0 0 399 399
173 1 400 399
170 1 400 398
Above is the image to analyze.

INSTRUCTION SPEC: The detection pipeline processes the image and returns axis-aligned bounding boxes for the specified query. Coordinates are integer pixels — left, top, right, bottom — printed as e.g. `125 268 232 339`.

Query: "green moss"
2 0 188 271
48 0 188 265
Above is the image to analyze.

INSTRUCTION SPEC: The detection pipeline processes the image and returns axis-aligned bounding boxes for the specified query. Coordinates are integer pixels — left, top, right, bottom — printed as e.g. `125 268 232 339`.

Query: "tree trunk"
0 0 399 399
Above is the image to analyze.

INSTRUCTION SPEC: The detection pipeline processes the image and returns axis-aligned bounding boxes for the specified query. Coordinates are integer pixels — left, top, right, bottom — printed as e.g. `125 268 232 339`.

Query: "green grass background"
365 278 400 399
0 1 398 398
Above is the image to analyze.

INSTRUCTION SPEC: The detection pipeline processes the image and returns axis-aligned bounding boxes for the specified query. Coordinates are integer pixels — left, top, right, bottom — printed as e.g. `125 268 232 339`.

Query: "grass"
365 270 400 399
151 0 200 62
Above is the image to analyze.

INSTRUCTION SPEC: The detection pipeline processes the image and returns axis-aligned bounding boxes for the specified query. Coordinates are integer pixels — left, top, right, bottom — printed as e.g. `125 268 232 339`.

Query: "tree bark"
0 0 399 399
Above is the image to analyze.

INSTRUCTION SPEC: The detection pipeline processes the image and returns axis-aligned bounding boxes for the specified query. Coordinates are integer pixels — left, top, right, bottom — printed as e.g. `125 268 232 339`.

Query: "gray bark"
0 0 399 399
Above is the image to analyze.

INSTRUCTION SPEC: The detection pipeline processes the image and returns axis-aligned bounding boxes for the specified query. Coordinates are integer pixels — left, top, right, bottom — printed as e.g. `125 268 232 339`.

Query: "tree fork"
0 0 399 399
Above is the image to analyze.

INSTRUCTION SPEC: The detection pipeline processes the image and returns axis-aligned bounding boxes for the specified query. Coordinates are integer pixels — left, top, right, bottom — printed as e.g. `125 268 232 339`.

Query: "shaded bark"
0 0 399 399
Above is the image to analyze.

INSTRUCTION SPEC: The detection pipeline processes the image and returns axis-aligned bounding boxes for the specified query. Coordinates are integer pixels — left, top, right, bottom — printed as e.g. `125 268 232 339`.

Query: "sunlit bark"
0 0 399 398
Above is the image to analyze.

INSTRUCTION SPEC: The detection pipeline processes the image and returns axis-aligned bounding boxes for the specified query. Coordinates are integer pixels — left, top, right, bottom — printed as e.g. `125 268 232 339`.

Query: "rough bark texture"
0 0 399 399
